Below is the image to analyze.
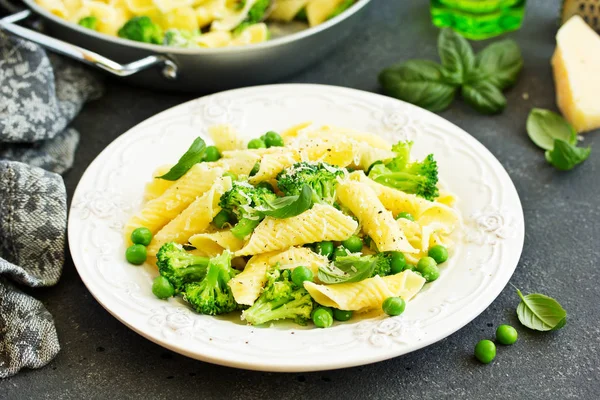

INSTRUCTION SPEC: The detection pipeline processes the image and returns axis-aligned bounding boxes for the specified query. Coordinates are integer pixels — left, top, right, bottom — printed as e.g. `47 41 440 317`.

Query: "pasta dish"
35 0 358 48
123 123 460 328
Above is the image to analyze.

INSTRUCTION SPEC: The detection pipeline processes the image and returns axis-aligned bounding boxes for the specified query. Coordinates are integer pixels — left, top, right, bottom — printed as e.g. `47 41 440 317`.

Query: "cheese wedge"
552 16 600 133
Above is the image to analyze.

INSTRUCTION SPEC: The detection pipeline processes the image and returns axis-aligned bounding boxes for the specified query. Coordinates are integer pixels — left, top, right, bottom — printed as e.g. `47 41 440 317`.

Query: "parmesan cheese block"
552 16 600 133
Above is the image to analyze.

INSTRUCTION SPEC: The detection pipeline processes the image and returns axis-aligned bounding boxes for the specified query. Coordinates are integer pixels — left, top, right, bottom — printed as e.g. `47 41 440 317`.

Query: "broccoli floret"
78 16 98 30
327 0 355 19
182 251 238 315
233 0 271 34
219 181 278 239
242 268 314 325
276 162 344 205
387 140 413 171
156 243 210 292
163 29 201 48
118 16 163 44
368 140 439 201
372 253 392 277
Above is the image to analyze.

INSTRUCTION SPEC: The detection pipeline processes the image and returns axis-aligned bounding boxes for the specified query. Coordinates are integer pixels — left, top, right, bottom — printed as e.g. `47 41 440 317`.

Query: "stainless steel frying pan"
0 0 371 92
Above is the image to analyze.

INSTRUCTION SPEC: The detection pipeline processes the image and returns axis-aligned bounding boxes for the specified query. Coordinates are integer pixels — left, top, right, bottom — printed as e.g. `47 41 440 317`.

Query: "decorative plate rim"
68 84 525 372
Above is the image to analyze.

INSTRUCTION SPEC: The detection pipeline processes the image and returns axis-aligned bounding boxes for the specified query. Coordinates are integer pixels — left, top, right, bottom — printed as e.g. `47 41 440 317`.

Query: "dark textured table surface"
3 0 600 398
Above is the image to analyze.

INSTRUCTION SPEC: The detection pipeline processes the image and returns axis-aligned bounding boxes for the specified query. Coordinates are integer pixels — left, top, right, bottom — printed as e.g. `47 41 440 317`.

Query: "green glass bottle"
431 0 526 40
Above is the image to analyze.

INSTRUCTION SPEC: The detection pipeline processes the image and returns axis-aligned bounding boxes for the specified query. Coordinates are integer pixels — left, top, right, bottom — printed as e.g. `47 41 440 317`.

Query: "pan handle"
0 10 178 79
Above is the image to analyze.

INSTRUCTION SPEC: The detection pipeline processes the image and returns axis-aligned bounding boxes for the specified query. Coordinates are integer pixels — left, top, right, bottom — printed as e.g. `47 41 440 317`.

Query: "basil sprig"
260 185 314 219
527 108 577 150
379 29 523 114
317 255 376 284
526 108 591 170
545 139 591 171
474 40 524 90
515 289 567 331
438 27 475 85
378 60 457 113
157 137 207 181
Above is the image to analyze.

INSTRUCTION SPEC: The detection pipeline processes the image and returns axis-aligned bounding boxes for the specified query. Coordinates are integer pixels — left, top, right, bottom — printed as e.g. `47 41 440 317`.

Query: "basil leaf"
516 289 567 331
438 28 475 85
474 39 523 89
526 108 577 151
157 137 207 181
318 255 376 284
260 185 313 219
379 60 458 112
545 139 591 171
461 81 507 114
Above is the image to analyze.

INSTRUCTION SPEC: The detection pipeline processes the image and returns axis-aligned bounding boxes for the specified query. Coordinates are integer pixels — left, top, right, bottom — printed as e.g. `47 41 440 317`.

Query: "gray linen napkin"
0 32 102 378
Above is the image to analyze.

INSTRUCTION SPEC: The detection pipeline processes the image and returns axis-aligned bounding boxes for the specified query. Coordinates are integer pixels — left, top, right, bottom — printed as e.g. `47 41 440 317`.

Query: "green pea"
496 324 518 345
417 256 440 282
333 246 350 260
314 241 334 258
291 266 314 287
262 131 284 148
387 251 405 273
333 309 353 321
130 227 152 246
126 244 147 265
152 276 175 299
249 163 260 176
382 296 406 316
474 340 496 364
213 209 231 229
428 245 449 264
248 138 266 149
312 307 333 328
312 306 333 319
341 235 363 253
396 212 415 221
222 172 237 181
203 145 221 162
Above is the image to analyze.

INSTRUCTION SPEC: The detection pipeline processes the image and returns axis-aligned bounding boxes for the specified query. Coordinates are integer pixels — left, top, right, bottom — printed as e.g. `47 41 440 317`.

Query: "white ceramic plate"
68 84 524 372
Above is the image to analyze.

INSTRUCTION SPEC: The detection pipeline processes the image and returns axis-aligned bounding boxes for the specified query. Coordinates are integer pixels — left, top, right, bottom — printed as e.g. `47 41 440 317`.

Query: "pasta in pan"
36 0 359 48
124 122 461 329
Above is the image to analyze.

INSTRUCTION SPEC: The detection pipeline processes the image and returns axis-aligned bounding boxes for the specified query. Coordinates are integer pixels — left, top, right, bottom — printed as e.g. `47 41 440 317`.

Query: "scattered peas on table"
474 340 496 364
496 324 518 345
